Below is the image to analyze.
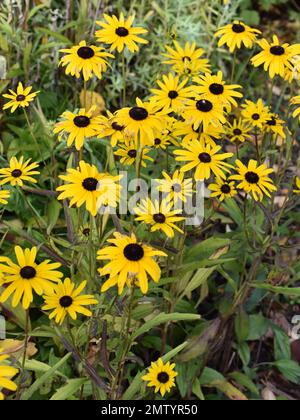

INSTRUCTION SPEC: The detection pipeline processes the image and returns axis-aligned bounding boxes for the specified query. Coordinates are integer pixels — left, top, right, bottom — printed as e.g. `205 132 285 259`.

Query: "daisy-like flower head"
241 99 270 129
95 13 148 53
56 161 122 216
193 71 243 111
215 20 261 53
134 198 185 238
54 107 104 150
251 35 300 79
150 73 195 113
284 56 300 83
42 278 98 325
290 95 300 122
263 113 286 139
59 40 114 81
0 156 39 187
2 82 39 113
209 178 237 201
293 177 300 194
231 159 277 201
158 170 193 204
163 41 210 76
142 358 177 397
225 118 252 143
97 232 167 294
114 98 167 147
173 120 225 147
182 97 226 132
174 141 233 180
97 111 126 147
152 133 171 150
153 116 178 148
0 349 18 400
0 189 10 205
0 246 63 309
114 137 153 167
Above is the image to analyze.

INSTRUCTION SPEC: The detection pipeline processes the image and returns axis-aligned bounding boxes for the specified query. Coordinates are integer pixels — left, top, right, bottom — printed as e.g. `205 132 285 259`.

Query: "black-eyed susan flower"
42 278 98 325
142 358 177 397
290 96 300 121
2 82 39 113
208 178 237 201
0 189 10 205
54 107 103 150
251 35 300 79
241 99 270 129
134 198 185 238
183 98 226 131
97 233 167 294
0 246 63 309
95 13 148 53
153 116 178 148
0 349 18 400
173 120 225 147
0 156 39 187
174 141 233 180
150 73 195 113
193 71 243 111
215 20 261 53
56 161 121 216
114 98 167 146
163 41 210 76
231 159 277 201
158 170 193 204
97 111 126 147
226 118 252 143
114 138 153 167
152 133 171 150
293 177 300 194
263 113 286 139
59 40 114 81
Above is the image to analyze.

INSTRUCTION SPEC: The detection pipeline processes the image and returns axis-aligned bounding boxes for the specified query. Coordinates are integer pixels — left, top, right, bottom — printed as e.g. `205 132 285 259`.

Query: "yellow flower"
150 73 195 113
231 159 277 201
0 246 63 309
97 233 167 294
54 107 104 150
97 111 126 147
173 120 225 147
2 82 39 113
42 278 98 325
95 13 148 53
293 177 300 194
215 20 261 53
174 141 233 180
241 99 270 129
209 178 237 201
225 118 252 143
56 161 122 216
290 95 300 121
193 71 243 111
134 198 185 238
0 156 39 187
251 35 300 79
158 170 193 204
142 358 177 397
0 189 10 205
59 40 114 81
114 138 153 167
263 113 286 139
284 56 300 82
0 349 18 400
163 41 210 76
182 98 226 131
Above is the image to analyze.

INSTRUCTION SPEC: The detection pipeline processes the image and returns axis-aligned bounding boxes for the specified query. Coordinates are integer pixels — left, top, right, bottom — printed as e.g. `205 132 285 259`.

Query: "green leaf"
50 378 88 400
200 367 225 385
273 360 300 384
251 283 300 297
228 372 259 396
192 377 205 400
184 237 231 262
247 314 270 341
274 327 291 361
24 359 67 379
235 308 250 343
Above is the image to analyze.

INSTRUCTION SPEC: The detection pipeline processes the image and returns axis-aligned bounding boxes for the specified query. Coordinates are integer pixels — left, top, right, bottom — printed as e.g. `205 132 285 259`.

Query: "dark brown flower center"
182 56 191 62
252 113 260 121
59 295 73 308
123 243 144 261
270 45 285 56
83 228 90 236
74 115 90 128
154 138 161 145
157 372 170 383
115 27 129 37
209 83 224 95
128 149 137 158
196 99 213 112
16 94 26 102
153 213 166 224
172 183 182 193
221 184 231 194
267 117 276 126
199 152 212 163
168 90 179 99
112 122 124 131
129 107 148 121
20 265 36 279
77 46 95 59
11 169 22 178
245 171 259 184
82 177 98 191
232 23 245 33
233 128 242 135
